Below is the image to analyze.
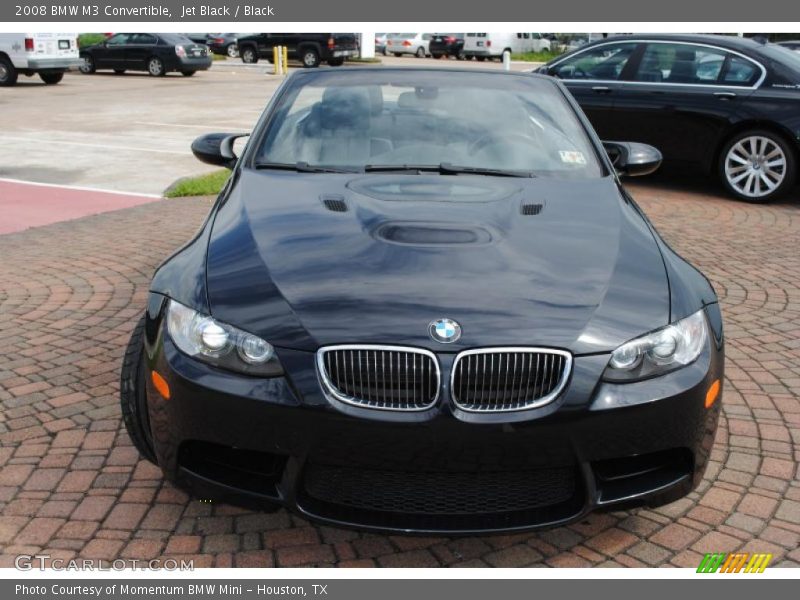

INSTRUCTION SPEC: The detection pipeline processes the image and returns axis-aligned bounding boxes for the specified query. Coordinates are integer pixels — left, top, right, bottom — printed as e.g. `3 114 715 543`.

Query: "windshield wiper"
363 164 441 173
253 161 359 173
438 163 536 178
363 163 535 178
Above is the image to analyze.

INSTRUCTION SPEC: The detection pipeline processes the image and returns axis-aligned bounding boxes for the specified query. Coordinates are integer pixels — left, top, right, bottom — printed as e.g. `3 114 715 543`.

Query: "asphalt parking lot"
1 54 799 569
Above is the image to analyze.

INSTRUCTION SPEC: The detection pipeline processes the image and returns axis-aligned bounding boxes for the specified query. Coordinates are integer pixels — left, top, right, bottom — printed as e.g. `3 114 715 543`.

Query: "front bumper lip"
145 322 722 534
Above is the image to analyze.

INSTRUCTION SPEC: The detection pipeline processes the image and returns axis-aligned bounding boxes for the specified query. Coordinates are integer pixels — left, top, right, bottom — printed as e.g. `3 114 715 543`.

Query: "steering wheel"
468 132 539 156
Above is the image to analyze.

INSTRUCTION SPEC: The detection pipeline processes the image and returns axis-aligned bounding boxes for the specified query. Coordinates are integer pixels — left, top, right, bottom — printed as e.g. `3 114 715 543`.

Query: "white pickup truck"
0 33 81 86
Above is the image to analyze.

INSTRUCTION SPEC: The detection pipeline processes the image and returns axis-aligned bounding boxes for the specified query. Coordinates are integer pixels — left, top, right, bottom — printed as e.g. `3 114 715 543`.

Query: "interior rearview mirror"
191 133 250 169
602 141 662 177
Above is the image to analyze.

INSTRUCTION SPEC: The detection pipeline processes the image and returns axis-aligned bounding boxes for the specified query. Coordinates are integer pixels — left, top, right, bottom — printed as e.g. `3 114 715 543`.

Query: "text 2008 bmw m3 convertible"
120 68 723 534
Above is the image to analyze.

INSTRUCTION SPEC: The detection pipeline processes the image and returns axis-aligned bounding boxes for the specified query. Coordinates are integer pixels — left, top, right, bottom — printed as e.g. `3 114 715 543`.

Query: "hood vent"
520 202 544 216
321 194 348 212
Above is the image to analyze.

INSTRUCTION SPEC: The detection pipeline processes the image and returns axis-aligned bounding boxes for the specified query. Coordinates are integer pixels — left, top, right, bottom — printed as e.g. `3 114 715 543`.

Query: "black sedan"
206 33 241 58
79 33 212 77
121 68 723 534
430 33 465 59
537 34 800 202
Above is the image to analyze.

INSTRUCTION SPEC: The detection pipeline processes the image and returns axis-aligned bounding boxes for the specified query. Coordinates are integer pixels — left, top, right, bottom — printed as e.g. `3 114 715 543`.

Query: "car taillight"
402 40 412 46
328 37 335 49
175 45 187 57
445 36 456 43
24 38 34 52
212 37 224 44
486 40 492 47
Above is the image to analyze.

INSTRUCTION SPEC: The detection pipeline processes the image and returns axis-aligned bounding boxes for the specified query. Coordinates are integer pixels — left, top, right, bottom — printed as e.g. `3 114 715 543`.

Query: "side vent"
321 194 348 213
520 202 544 216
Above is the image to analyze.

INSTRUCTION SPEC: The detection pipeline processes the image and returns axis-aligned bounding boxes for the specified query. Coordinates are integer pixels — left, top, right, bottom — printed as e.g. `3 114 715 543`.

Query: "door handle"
714 91 737 100
592 86 612 93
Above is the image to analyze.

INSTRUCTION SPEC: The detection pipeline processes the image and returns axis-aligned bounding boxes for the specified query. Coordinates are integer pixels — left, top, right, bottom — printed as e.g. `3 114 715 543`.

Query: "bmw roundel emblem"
429 318 461 344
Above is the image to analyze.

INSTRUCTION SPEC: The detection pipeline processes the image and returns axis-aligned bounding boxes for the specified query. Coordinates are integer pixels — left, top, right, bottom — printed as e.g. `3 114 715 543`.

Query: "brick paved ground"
1 183 798 568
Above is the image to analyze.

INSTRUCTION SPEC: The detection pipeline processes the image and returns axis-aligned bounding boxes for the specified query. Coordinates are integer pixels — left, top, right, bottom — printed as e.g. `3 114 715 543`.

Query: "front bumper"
143 309 723 535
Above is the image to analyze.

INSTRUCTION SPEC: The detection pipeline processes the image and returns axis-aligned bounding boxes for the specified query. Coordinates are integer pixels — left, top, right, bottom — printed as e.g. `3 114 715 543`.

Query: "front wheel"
39 72 64 85
226 43 239 58
241 46 258 63
147 56 165 77
0 57 19 86
719 130 796 202
120 316 157 464
301 48 320 68
79 54 95 74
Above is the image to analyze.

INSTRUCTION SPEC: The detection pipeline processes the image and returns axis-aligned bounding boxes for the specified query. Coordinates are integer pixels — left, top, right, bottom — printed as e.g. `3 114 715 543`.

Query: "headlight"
166 299 283 377
603 309 708 382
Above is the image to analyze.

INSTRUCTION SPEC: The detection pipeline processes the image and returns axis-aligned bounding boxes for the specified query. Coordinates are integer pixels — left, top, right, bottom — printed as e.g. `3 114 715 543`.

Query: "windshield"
255 70 604 179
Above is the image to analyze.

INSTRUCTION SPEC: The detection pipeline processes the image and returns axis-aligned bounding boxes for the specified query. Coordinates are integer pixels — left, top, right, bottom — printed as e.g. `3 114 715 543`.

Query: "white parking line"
0 135 188 155
0 177 162 198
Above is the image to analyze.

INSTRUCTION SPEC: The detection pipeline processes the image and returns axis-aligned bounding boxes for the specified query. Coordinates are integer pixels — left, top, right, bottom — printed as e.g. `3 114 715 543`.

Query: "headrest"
317 87 372 129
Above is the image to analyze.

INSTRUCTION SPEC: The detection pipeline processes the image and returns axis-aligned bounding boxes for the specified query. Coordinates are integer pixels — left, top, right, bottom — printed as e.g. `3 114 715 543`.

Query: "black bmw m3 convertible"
121 68 724 534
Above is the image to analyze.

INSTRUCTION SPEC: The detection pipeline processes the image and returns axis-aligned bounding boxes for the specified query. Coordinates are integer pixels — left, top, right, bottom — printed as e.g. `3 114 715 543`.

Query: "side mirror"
191 133 249 169
602 141 662 177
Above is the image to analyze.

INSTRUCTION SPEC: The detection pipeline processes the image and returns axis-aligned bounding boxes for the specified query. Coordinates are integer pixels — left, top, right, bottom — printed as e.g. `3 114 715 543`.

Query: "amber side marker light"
151 371 171 400
705 379 720 409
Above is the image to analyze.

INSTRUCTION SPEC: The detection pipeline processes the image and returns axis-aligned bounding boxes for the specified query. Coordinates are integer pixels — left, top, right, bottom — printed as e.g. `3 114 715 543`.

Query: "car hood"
206 171 669 354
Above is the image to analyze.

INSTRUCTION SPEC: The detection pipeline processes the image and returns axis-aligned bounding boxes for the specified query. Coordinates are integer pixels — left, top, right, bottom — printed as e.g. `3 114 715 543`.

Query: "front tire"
301 48 320 68
120 316 157 464
147 56 166 77
719 130 796 202
79 54 95 74
39 72 64 85
0 57 19 86
415 47 426 58
241 46 258 64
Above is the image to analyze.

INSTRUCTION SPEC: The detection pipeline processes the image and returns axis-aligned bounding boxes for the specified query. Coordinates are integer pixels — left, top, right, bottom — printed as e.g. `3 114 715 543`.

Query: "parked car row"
380 32 552 60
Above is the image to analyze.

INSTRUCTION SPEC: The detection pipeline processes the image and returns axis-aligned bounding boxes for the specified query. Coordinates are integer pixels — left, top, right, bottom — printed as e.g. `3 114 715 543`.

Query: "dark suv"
429 33 465 59
237 33 359 68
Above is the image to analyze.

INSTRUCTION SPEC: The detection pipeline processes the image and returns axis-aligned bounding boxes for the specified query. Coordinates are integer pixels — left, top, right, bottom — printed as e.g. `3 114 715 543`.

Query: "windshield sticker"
559 150 587 165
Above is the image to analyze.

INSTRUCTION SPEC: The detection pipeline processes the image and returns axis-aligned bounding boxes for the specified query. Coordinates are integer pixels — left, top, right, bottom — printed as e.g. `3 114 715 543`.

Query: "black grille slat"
304 463 576 515
452 349 569 412
320 346 438 411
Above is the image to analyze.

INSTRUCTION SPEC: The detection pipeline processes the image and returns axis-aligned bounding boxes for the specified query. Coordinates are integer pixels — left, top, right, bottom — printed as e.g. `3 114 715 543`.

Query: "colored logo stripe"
697 553 772 573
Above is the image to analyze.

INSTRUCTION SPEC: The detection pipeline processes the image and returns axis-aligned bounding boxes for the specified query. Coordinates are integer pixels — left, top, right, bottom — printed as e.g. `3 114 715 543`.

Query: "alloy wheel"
227 44 239 58
725 135 787 199
148 58 164 76
0 63 8 82
79 56 93 74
